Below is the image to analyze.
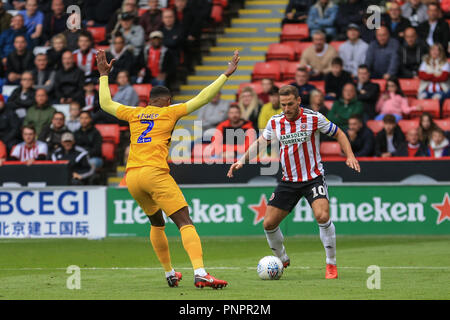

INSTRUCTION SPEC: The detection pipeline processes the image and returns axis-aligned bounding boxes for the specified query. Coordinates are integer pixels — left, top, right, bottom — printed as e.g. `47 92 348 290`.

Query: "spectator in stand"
83 77 100 112
0 14 32 63
32 53 55 94
23 89 56 136
138 30 177 88
258 86 281 130
72 31 98 78
356 64 380 121
107 32 136 82
107 0 140 39
299 30 338 80
38 111 69 155
51 131 95 185
62 24 81 52
139 0 163 42
375 76 421 121
339 23 368 77
5 35 34 84
0 140 6 165
66 101 81 132
360 11 375 45
160 8 184 62
198 91 229 135
327 83 364 130
427 128 450 157
396 128 428 157
10 125 48 164
418 112 439 145
346 114 375 157
308 89 328 116
418 43 450 100
335 0 365 40
324 57 353 100
116 11 145 57
5 71 35 120
0 94 20 150
54 50 85 105
212 104 256 160
398 27 428 78
402 0 428 27
46 33 66 70
417 3 449 52
307 0 338 38
382 2 411 40
113 71 139 107
42 0 67 44
282 0 313 24
84 0 123 27
74 111 103 170
18 0 44 44
238 86 261 130
374 114 406 157
258 78 275 105
290 67 317 104
0 2 12 35
365 26 400 79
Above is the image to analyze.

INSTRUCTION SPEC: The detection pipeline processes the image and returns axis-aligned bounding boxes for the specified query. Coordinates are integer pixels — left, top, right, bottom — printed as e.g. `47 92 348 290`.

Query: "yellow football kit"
99 74 228 216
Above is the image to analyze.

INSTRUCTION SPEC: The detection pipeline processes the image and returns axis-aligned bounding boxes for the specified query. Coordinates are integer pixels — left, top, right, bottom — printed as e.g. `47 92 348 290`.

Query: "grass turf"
0 235 449 300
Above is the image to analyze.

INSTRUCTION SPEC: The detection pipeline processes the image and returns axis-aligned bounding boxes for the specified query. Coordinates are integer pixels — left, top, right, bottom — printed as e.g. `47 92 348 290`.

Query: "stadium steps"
171 0 286 146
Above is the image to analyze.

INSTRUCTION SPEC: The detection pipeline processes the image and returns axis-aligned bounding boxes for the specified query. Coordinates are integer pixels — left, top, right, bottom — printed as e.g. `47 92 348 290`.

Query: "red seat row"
267 41 345 61
366 118 450 134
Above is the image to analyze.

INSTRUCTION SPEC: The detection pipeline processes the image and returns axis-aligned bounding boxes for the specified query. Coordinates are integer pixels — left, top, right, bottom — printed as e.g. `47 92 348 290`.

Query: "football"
257 256 284 280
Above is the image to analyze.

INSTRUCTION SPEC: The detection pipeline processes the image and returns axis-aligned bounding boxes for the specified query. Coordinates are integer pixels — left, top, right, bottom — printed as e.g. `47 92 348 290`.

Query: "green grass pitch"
1 236 449 300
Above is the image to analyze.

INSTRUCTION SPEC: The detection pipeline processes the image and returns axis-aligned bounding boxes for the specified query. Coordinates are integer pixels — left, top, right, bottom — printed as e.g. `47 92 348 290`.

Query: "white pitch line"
0 266 449 271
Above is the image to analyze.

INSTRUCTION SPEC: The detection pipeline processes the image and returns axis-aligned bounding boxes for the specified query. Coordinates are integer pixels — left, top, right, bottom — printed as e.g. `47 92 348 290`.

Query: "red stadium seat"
133 84 152 104
371 79 386 92
329 41 345 51
280 23 309 42
95 124 120 145
399 78 420 97
266 43 296 61
309 80 325 94
398 119 420 133
252 61 282 81
87 27 106 43
408 99 440 118
95 84 118 96
324 100 333 110
366 120 384 134
281 61 300 80
138 8 147 16
320 141 343 157
435 118 450 131
443 99 450 117
283 41 312 60
238 82 263 95
211 5 224 24
101 142 116 162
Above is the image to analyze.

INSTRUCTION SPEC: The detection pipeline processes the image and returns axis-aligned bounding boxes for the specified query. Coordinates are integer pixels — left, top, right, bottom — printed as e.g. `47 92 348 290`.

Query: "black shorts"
268 175 329 213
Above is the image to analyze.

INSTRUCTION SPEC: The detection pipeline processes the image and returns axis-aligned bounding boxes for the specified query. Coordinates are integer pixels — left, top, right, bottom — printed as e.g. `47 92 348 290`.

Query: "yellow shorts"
126 166 188 216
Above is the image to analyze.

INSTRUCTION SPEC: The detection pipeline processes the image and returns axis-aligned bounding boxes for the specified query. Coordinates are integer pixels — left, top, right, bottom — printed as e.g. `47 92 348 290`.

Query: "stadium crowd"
0 0 450 185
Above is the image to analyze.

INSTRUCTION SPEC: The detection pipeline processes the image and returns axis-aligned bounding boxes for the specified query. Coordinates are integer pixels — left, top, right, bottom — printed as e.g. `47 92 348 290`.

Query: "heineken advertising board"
107 185 450 237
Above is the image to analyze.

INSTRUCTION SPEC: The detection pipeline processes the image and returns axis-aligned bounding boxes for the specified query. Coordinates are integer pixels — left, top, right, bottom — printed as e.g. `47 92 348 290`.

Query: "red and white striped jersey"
10 141 48 162
73 48 97 76
262 108 338 182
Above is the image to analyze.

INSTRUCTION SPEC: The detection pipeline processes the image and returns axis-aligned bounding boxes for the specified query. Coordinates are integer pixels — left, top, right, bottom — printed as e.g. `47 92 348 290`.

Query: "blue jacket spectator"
365 26 400 79
307 0 338 38
0 14 33 59
19 0 44 40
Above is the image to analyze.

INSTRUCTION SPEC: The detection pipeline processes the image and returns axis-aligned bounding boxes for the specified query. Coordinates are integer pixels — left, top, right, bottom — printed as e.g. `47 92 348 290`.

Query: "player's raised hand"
96 50 116 77
227 161 244 178
346 156 361 173
224 50 240 77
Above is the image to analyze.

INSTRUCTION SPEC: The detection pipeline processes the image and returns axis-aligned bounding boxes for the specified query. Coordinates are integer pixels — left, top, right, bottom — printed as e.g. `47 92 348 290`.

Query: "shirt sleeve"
262 118 274 140
317 113 338 137
167 103 188 121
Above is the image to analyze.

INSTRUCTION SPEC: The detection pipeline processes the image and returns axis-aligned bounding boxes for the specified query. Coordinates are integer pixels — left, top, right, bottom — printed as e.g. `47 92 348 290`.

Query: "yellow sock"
150 226 173 272
180 225 204 270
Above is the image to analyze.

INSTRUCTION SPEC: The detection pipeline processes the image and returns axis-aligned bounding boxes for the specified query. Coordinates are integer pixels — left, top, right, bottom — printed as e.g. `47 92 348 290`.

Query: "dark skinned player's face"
280 94 301 121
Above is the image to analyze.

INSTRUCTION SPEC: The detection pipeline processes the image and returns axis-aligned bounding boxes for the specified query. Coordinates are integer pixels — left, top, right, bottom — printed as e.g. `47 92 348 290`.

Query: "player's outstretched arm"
97 50 121 117
334 128 361 173
227 135 268 178
186 50 240 114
